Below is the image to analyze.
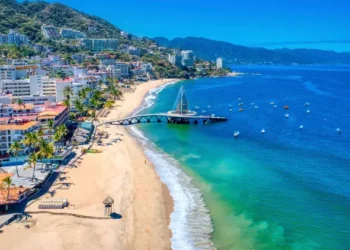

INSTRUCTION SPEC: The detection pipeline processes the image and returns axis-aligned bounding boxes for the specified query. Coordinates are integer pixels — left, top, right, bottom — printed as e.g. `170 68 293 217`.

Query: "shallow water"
136 65 350 250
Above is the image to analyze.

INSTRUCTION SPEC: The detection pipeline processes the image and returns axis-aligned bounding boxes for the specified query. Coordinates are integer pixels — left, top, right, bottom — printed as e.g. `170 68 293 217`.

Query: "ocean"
131 65 350 250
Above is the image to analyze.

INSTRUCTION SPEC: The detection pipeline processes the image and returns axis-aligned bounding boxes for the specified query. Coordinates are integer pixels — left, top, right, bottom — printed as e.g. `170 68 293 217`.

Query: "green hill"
0 0 147 45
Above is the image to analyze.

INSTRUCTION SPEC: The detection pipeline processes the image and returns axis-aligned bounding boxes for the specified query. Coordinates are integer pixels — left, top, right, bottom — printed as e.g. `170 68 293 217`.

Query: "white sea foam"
129 80 215 249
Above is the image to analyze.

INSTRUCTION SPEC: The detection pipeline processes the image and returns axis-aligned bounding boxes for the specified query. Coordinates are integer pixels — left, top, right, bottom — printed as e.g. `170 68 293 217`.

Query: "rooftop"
0 187 29 205
0 121 38 131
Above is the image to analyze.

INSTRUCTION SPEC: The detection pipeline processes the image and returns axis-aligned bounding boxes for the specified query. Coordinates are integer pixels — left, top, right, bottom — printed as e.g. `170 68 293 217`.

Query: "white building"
60 28 86 39
216 57 223 69
1 79 31 97
0 30 29 46
181 50 195 67
168 54 182 67
113 63 129 77
55 79 73 103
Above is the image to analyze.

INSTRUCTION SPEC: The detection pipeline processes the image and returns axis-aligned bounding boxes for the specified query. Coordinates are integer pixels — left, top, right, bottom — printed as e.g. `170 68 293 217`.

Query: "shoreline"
0 79 179 250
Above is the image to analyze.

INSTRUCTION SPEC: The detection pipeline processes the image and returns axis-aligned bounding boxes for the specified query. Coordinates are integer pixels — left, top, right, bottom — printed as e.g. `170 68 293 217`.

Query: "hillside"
0 0 147 45
153 37 350 65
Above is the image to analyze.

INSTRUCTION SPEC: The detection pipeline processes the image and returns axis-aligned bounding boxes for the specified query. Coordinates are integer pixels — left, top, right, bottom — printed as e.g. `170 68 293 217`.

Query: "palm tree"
47 119 54 134
62 98 71 111
63 86 73 100
74 98 85 118
104 99 114 110
37 128 44 138
21 132 39 152
54 124 68 148
1 176 13 201
27 152 38 181
16 98 25 108
9 141 21 177
38 139 54 170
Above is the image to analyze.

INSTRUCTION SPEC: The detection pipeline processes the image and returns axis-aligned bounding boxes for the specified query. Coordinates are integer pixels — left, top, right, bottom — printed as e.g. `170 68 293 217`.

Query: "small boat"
228 104 232 108
194 106 199 110
284 105 289 110
239 108 244 112
273 105 277 108
270 102 275 105
261 128 266 134
254 105 259 109
336 128 341 134
299 125 304 130
229 109 233 112
238 103 244 106
202 110 206 113
251 102 255 106
237 98 242 101
305 102 310 107
285 114 289 118
306 109 310 114
207 105 211 109
233 131 240 138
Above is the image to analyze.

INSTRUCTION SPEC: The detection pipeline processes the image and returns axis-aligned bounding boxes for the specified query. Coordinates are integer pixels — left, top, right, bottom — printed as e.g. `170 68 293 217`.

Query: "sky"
30 0 350 51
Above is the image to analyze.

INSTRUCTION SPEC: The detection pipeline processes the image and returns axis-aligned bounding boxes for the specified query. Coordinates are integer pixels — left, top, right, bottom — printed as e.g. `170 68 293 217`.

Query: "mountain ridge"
153 36 350 65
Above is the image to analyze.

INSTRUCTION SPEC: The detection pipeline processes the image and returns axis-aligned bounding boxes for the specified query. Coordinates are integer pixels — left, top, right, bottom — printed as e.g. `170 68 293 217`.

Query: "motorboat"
284 105 289 110
202 110 206 113
285 114 289 118
229 109 233 112
306 109 311 114
254 105 259 109
228 104 232 108
211 114 215 117
239 108 244 112
270 102 275 105
238 103 244 106
305 102 310 107
233 131 240 137
273 105 277 108
237 98 242 101
207 105 211 109
299 125 304 130
336 128 341 134
261 128 266 134
195 106 199 110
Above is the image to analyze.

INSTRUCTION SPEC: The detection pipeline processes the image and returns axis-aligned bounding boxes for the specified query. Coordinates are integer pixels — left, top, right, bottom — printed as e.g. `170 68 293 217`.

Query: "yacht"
336 128 341 134
284 105 289 110
237 98 242 101
305 102 310 107
239 108 244 112
211 114 215 117
261 128 266 134
238 103 244 106
233 131 240 137
254 105 259 109
285 114 289 118
270 102 275 105
228 104 232 108
273 105 277 108
306 109 311 114
299 125 304 130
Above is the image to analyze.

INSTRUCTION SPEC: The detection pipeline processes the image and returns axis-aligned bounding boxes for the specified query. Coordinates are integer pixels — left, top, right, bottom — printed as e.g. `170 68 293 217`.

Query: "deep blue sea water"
134 65 350 250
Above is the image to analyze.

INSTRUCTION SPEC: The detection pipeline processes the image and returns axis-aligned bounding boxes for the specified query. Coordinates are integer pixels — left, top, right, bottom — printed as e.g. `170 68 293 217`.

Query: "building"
181 50 195 67
83 39 118 52
59 28 86 39
0 30 29 46
216 57 223 69
1 79 31 97
128 46 141 56
72 54 86 64
0 66 16 81
168 54 182 67
120 31 129 37
42 25 60 40
55 78 73 102
112 63 129 77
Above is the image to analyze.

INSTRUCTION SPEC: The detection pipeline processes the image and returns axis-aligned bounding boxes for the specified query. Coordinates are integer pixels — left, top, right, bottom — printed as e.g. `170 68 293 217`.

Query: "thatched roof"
103 196 114 205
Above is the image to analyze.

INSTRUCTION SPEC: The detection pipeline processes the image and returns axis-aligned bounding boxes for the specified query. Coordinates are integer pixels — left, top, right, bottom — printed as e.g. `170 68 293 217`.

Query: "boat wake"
129 82 215 250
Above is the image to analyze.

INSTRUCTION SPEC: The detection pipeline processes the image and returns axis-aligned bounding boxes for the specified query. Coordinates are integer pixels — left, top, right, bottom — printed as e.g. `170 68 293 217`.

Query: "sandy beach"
0 79 178 250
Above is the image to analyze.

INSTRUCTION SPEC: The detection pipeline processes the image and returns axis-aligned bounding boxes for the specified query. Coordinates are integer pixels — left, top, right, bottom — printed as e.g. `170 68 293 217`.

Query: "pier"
104 86 227 126
104 113 227 125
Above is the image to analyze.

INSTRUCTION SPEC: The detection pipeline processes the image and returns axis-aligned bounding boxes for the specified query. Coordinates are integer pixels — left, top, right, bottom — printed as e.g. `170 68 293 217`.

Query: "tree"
63 86 73 100
27 152 38 181
1 177 13 201
62 98 71 111
21 132 39 151
47 119 54 134
37 139 54 171
9 141 21 177
104 99 114 110
16 98 25 108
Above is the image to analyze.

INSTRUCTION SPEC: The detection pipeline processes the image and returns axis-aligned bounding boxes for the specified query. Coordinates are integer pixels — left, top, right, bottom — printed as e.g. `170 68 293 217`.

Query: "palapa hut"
103 196 114 216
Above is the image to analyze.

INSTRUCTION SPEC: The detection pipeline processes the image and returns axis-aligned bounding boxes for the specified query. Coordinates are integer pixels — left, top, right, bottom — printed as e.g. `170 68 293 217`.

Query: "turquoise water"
135 65 350 250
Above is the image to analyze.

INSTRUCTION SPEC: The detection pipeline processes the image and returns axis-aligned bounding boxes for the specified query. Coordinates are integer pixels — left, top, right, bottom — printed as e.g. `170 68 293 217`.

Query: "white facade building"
216 57 223 69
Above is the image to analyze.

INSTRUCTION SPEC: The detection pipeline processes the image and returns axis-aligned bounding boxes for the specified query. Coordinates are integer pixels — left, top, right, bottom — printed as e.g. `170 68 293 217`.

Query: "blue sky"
31 0 350 51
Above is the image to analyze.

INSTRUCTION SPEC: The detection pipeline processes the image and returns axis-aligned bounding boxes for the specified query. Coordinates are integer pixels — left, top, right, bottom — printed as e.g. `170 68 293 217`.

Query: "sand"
0 79 179 250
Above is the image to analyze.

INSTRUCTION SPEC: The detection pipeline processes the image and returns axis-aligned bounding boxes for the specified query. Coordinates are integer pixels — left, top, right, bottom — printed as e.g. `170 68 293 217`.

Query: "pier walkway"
102 113 227 125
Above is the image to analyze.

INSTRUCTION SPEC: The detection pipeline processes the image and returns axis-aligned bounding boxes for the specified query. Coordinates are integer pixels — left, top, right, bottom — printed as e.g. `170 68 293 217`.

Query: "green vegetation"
0 44 37 59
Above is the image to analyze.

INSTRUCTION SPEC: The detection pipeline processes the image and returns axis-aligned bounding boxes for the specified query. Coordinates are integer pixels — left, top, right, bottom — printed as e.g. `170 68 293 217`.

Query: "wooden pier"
103 113 227 126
